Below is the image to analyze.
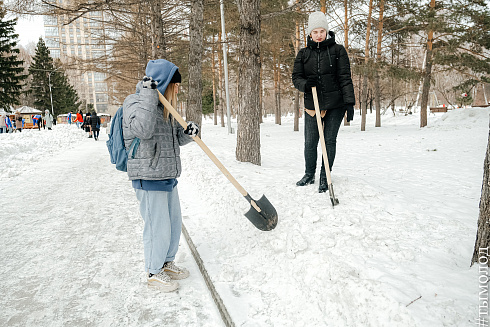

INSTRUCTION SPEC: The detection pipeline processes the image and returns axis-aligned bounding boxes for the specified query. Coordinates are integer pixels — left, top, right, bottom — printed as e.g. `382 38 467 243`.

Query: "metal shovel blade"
328 184 340 206
244 194 278 231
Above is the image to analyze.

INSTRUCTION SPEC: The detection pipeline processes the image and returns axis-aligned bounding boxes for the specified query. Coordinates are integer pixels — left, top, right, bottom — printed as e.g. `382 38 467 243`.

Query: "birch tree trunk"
187 0 204 133
420 0 435 128
374 0 384 128
472 118 490 266
361 0 373 132
236 0 261 165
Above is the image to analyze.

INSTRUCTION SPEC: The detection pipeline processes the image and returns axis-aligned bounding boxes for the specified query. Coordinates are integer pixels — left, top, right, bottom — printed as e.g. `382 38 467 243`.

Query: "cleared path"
0 130 223 327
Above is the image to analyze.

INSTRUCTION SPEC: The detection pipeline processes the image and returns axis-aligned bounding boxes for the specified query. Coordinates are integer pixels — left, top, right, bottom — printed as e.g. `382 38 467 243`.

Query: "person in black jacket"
90 111 101 141
292 11 355 193
82 112 92 138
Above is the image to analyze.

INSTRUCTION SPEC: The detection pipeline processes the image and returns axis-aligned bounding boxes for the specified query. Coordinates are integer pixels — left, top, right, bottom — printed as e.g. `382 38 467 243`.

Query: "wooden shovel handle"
312 87 333 185
157 90 253 200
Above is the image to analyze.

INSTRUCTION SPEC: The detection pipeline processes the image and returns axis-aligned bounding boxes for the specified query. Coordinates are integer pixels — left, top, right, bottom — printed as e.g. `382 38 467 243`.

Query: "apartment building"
43 6 109 113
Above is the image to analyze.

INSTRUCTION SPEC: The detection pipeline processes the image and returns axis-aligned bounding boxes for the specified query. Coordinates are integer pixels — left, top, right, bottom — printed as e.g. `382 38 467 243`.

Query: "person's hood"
144 59 179 95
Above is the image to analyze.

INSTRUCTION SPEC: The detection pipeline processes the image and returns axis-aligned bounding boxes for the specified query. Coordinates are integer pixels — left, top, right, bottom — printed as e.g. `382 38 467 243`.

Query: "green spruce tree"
28 37 56 114
0 1 26 111
28 39 81 117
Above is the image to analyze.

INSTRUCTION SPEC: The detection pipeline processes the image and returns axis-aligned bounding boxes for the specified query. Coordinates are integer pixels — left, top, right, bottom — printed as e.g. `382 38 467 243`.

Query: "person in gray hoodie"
123 59 199 292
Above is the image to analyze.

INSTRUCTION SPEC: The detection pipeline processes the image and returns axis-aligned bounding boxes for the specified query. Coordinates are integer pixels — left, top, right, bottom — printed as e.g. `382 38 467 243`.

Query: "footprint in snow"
303 206 320 223
286 229 308 259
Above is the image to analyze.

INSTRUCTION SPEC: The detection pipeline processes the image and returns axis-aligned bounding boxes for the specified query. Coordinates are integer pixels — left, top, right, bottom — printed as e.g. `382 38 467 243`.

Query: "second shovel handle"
311 87 333 185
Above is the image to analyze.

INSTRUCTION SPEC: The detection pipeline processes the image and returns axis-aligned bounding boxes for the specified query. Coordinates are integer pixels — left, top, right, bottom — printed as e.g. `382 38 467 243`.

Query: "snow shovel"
312 87 340 206
157 90 278 231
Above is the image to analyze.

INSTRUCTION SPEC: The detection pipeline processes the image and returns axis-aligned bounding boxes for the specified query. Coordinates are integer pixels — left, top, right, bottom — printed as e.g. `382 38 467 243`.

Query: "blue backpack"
106 106 139 172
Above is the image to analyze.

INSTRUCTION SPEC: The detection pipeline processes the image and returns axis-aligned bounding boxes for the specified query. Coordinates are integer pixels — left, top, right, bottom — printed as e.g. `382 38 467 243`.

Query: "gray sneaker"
148 270 179 292
163 261 190 280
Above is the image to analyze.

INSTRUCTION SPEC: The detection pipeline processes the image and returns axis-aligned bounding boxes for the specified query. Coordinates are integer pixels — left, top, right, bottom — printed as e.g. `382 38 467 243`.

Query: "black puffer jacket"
90 112 101 132
292 31 355 111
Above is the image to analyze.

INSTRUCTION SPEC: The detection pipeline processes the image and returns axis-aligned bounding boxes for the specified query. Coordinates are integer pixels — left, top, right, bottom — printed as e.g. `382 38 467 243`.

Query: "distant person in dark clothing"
82 112 92 138
90 111 101 141
33 114 42 130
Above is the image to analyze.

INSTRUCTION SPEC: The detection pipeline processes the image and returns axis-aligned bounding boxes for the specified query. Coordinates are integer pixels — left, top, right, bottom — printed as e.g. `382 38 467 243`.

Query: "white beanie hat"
307 11 329 36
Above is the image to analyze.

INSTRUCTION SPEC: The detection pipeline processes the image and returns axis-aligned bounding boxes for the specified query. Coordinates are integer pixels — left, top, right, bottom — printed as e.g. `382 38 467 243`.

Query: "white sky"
12 15 44 47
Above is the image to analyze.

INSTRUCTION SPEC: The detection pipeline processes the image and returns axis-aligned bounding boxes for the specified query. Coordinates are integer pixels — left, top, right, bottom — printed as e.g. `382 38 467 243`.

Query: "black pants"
303 107 345 176
93 130 99 139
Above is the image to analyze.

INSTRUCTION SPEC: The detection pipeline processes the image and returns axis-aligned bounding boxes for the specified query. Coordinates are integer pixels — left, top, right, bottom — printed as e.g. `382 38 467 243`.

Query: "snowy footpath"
1 107 489 326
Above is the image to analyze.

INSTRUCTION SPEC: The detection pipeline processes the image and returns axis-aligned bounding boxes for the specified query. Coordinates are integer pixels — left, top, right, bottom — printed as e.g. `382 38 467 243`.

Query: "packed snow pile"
433 107 489 127
0 125 86 178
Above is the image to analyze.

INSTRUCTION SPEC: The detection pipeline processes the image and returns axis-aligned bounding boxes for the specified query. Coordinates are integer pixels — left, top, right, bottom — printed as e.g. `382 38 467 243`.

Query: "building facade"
43 5 109 113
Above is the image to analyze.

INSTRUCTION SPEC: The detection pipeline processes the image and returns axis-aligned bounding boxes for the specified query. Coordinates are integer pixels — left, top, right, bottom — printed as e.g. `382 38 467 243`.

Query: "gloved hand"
142 76 158 89
184 121 199 137
346 105 354 122
304 76 318 93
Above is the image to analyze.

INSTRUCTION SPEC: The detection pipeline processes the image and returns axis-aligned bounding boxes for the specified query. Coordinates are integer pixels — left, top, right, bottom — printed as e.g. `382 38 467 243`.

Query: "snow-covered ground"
0 108 488 326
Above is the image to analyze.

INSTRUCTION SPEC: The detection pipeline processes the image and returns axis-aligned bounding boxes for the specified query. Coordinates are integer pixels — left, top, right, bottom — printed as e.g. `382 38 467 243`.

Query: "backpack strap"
127 138 140 159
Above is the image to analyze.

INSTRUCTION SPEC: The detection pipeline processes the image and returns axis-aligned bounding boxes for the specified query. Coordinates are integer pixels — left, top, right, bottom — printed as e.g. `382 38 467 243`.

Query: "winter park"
1 0 490 326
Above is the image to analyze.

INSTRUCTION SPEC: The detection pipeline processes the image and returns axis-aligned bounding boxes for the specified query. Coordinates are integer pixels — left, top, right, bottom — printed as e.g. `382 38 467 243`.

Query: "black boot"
318 174 328 193
296 174 315 186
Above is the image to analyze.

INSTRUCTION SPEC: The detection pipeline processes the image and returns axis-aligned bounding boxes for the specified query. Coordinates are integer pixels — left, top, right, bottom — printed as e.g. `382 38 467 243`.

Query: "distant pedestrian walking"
44 110 54 130
5 115 13 133
0 113 6 134
68 111 72 125
14 112 22 132
33 114 42 130
83 112 92 138
90 111 101 141
75 110 83 128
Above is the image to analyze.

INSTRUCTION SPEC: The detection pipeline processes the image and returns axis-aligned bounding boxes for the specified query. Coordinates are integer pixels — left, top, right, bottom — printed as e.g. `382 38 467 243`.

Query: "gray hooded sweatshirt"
122 82 192 181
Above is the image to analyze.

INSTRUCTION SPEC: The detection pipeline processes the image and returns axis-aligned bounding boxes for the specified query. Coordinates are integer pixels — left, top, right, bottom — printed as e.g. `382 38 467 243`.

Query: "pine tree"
28 39 81 116
0 1 26 111
28 38 56 114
